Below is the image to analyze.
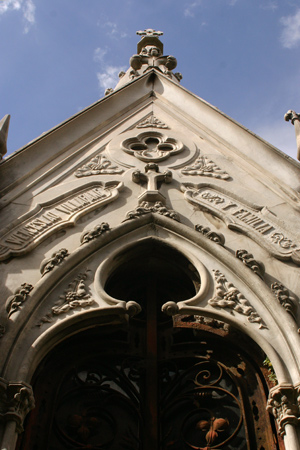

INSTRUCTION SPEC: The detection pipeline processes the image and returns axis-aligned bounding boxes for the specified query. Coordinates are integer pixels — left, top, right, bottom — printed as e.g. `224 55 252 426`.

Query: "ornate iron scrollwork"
160 360 244 449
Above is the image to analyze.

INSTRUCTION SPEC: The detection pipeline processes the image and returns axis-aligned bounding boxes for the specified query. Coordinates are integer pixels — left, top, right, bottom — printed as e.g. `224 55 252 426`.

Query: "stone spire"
284 110 300 161
106 29 182 95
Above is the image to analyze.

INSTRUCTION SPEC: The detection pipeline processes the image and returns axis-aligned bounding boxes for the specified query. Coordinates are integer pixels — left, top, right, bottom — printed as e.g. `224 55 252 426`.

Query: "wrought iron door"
18 245 280 449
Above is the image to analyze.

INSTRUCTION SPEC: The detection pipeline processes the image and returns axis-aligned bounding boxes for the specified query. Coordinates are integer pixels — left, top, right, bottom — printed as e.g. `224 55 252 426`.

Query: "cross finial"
136 29 163 37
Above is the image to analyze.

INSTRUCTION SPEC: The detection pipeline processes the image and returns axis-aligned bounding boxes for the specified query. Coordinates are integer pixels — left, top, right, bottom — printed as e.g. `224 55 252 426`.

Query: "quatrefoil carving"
122 131 184 162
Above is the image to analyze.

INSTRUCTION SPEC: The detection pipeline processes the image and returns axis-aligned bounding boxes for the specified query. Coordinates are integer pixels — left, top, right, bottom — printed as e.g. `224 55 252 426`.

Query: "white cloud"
260 0 278 11
93 47 108 63
0 0 35 33
23 0 35 33
97 65 126 91
97 20 127 39
280 9 300 49
184 1 202 18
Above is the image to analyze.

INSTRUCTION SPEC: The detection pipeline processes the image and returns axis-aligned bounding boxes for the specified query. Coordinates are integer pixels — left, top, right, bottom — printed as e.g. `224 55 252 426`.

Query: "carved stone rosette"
209 270 267 329
267 384 300 435
0 378 35 433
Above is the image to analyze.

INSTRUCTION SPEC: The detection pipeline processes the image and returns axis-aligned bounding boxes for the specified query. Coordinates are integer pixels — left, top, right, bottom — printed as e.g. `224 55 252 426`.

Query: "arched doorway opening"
17 242 281 449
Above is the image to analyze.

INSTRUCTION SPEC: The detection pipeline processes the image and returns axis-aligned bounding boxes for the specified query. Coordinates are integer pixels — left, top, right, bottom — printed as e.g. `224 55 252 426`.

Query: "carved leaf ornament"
209 270 267 329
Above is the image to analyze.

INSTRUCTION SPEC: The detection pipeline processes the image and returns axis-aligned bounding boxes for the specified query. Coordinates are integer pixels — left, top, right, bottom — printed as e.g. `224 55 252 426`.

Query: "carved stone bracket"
38 272 95 326
0 378 35 433
181 155 230 180
80 222 110 245
123 201 180 222
5 283 34 318
209 270 267 329
271 282 297 320
40 248 69 276
235 249 265 279
136 115 168 129
75 155 124 177
267 384 300 435
195 224 225 245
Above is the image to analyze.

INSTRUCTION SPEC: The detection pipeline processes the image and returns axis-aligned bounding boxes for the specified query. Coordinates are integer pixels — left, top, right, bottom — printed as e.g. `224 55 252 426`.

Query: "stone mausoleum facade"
0 30 300 449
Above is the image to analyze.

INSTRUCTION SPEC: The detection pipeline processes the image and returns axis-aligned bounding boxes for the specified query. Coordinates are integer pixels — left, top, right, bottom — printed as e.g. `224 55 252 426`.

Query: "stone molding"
267 383 300 436
0 378 35 433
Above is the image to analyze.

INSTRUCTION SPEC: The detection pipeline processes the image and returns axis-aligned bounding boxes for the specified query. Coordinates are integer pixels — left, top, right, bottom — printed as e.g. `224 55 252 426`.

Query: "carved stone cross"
132 163 172 203
136 29 163 37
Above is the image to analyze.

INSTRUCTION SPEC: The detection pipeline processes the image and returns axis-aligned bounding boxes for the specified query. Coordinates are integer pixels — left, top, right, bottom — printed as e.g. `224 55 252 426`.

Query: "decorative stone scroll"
80 222 110 245
38 272 95 326
136 115 168 129
124 201 180 222
195 224 225 245
271 282 297 320
209 270 267 329
235 249 265 279
40 248 69 276
181 155 230 180
267 384 300 435
5 283 33 318
182 184 300 265
0 378 35 433
122 131 183 162
75 154 124 177
0 181 123 261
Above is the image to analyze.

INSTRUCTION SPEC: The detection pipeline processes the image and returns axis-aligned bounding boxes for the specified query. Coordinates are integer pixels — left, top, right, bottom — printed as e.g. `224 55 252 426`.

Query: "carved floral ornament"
122 131 184 163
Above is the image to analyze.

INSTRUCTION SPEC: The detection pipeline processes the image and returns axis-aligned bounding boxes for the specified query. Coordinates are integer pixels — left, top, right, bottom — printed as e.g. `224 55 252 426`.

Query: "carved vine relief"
181 155 230 180
75 155 124 177
209 270 267 329
38 272 95 326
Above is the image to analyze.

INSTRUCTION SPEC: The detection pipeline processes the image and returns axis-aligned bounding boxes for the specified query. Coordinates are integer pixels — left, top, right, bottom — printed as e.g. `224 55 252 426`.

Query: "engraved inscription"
182 185 300 263
0 182 122 260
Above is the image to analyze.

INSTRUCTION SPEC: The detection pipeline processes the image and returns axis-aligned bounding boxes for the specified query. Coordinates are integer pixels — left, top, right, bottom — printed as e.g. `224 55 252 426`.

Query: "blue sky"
1 0 300 160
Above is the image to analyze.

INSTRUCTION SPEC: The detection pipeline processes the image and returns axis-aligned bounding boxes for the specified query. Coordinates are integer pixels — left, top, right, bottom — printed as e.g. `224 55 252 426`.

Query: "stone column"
0 378 35 450
267 383 300 450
